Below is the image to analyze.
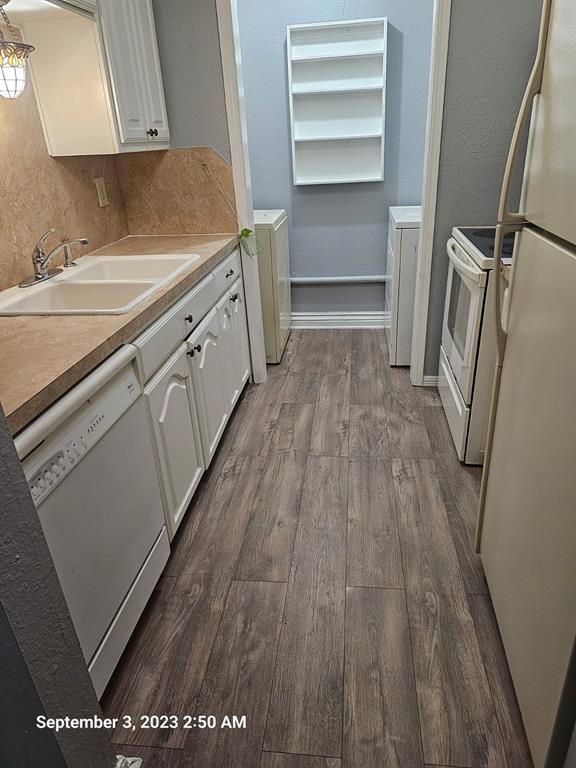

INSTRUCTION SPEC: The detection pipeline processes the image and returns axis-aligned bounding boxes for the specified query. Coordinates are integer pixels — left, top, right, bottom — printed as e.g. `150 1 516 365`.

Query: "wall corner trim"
410 0 452 385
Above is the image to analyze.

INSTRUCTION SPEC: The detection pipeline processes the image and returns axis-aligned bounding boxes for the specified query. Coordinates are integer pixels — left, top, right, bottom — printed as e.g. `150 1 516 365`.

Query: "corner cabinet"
22 0 169 156
217 279 251 411
229 280 252 394
145 344 204 539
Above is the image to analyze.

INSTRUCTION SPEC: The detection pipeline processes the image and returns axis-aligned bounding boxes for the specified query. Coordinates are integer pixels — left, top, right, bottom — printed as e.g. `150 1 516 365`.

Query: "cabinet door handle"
230 293 239 302
184 314 194 323
147 128 159 137
225 269 234 278
187 344 202 357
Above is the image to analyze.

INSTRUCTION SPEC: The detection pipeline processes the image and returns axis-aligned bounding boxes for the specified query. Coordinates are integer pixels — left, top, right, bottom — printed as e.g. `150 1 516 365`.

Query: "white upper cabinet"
22 0 170 155
134 0 170 141
98 0 151 144
99 0 170 145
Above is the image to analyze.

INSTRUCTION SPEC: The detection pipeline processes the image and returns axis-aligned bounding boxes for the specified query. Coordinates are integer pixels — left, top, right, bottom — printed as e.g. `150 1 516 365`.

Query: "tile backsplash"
0 61 128 291
0 27 237 293
116 146 237 236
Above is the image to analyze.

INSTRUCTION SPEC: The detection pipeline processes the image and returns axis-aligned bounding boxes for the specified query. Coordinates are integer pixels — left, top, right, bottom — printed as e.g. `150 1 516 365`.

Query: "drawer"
212 248 241 300
438 345 469 461
134 273 216 381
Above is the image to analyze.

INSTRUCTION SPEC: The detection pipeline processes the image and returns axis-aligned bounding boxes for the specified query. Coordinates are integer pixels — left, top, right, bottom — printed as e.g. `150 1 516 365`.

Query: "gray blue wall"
238 0 433 313
423 0 543 375
152 0 231 161
0 603 66 768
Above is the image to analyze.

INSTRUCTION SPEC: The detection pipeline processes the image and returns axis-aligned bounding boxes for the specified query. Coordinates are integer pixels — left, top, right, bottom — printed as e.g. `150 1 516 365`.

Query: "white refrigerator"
476 1 576 767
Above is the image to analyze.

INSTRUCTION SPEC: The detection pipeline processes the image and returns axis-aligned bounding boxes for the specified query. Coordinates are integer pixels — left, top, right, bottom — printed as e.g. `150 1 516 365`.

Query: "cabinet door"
231 281 251 390
99 0 149 143
145 345 204 539
134 0 170 140
217 293 240 410
188 308 228 466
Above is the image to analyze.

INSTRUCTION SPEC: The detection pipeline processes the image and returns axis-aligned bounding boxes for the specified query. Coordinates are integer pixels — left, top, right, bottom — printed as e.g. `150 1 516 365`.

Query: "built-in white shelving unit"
287 18 387 186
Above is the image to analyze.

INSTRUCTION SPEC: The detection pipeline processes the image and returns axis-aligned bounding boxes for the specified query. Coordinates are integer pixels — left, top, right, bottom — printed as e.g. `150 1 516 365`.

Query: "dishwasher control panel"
24 367 141 506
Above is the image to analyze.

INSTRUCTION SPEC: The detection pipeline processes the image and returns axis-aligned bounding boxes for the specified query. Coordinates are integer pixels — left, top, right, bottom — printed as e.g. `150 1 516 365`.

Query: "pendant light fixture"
0 0 34 100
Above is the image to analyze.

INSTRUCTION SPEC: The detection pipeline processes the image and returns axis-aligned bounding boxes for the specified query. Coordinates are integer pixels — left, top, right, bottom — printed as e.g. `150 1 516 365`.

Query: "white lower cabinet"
145 344 204 539
231 280 251 392
187 308 228 466
217 292 238 411
135 249 251 534
217 279 252 413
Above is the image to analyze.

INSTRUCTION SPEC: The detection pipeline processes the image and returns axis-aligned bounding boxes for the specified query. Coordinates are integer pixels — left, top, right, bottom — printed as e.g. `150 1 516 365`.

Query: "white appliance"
254 209 291 364
386 205 421 366
15 346 169 699
438 226 514 464
476 1 576 766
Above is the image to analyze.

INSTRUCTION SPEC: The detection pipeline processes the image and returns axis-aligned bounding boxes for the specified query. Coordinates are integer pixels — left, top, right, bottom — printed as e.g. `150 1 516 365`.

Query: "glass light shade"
0 41 34 99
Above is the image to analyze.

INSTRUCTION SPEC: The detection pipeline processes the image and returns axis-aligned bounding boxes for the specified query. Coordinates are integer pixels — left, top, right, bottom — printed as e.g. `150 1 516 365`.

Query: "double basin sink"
0 254 200 315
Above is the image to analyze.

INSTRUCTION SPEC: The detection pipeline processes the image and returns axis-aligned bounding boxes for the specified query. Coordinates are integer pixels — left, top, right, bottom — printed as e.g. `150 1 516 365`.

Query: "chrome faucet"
19 230 89 288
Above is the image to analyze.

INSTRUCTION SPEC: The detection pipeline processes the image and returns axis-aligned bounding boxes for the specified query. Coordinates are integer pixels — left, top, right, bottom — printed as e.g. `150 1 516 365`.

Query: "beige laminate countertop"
0 234 239 435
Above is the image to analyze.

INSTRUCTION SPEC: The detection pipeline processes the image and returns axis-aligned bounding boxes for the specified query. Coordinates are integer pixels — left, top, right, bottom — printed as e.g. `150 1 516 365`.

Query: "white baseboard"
291 311 390 329
422 375 439 386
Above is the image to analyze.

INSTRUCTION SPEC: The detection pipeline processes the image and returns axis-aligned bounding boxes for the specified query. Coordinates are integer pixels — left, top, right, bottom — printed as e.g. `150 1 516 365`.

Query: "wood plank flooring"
102 330 532 768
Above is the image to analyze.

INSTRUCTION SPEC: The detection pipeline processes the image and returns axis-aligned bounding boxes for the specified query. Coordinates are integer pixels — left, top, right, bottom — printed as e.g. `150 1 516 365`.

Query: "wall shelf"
292 83 383 95
287 18 387 185
294 132 382 142
291 49 385 63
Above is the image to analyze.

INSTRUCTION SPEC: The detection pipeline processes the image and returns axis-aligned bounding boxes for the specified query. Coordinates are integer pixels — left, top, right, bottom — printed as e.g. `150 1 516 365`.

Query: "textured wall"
152 0 231 162
423 0 544 375
238 0 433 313
0 26 127 292
0 406 114 767
0 603 66 767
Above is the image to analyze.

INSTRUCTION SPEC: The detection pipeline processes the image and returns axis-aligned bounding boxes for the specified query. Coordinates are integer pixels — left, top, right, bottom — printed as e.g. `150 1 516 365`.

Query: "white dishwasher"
15 345 169 699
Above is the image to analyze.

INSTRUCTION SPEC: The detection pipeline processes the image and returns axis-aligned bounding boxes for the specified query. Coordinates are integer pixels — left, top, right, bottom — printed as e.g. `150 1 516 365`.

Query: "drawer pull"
230 293 239 302
187 344 202 357
225 269 235 278
184 314 194 323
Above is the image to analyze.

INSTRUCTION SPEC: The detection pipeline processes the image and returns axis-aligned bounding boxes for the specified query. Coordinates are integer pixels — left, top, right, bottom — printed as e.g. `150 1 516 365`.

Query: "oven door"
442 237 487 403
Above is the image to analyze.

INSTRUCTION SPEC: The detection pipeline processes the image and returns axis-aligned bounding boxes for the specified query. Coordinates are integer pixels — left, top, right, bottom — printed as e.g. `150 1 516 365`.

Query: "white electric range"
438 226 514 464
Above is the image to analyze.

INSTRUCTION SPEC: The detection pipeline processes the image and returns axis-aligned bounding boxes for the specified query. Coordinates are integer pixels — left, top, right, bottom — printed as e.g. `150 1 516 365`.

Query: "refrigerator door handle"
492 0 553 369
492 223 525 365
497 0 552 226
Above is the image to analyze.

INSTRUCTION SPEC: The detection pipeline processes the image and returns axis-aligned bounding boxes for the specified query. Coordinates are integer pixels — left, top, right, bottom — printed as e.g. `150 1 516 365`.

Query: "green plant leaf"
240 228 253 239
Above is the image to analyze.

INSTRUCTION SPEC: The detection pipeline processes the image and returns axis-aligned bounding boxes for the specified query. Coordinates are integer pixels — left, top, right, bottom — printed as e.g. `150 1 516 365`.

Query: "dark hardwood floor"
102 329 532 768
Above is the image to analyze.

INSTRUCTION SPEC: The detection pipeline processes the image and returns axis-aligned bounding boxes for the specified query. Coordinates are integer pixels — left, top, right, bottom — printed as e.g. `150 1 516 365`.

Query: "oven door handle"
446 238 485 285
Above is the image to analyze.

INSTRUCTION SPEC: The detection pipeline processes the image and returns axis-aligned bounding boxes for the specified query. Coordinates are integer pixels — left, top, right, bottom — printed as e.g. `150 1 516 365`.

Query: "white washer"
386 205 421 365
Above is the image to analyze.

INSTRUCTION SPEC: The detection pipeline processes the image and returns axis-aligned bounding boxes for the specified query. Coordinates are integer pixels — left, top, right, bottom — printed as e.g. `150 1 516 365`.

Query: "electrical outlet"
94 177 109 207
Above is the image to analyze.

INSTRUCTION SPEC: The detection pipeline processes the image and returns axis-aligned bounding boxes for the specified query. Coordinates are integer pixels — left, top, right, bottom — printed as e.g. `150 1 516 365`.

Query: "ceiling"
5 0 69 22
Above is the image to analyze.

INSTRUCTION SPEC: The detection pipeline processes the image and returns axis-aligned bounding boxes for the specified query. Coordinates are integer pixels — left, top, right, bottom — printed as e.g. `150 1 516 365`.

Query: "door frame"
217 0 451 386
216 0 267 384
410 0 452 385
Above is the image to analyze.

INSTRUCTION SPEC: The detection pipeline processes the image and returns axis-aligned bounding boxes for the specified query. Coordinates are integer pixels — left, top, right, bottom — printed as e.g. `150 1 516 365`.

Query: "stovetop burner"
458 227 515 262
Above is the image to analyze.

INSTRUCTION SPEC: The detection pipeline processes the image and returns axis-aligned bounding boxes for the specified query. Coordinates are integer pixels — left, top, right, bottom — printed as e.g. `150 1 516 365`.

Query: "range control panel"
25 368 140 507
